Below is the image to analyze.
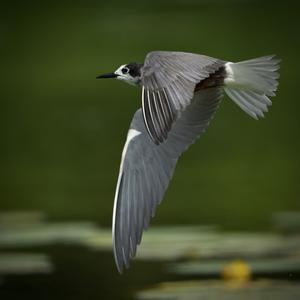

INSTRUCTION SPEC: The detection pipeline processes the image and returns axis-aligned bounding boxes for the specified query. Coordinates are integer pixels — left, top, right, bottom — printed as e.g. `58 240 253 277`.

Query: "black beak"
96 72 118 79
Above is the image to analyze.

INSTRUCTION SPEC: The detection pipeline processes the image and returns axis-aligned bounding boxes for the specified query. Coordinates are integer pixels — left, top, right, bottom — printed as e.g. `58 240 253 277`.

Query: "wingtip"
116 264 123 274
113 245 132 274
114 253 124 274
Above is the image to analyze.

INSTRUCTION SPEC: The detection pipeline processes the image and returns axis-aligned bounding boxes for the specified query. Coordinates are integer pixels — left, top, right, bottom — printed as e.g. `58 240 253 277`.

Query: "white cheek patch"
114 64 127 76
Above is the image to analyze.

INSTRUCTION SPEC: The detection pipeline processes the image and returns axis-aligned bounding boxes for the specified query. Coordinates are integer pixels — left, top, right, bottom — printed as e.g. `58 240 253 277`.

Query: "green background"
1 0 299 230
1 1 300 299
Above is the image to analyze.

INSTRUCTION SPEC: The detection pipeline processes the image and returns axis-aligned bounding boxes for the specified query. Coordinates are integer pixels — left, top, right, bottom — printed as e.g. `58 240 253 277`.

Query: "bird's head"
97 62 143 86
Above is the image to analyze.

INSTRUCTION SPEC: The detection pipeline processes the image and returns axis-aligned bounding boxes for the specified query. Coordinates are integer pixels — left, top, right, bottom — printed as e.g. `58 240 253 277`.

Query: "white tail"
224 55 281 119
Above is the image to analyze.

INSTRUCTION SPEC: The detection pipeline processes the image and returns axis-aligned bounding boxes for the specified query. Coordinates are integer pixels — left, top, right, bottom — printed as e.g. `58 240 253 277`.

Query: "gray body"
97 51 280 272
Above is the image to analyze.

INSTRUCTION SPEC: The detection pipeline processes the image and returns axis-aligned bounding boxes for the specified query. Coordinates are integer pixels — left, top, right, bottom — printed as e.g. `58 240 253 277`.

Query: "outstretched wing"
113 87 223 273
141 51 224 144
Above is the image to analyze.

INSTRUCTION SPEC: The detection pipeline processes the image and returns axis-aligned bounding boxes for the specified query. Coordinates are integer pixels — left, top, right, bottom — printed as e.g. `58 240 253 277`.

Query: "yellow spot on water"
222 259 251 283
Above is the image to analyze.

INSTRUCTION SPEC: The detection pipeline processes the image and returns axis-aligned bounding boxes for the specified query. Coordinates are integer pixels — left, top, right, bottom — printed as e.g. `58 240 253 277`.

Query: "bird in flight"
97 51 280 272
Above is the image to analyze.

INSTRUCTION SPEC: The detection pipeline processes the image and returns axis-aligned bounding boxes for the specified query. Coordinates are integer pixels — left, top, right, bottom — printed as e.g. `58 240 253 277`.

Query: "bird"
96 51 280 273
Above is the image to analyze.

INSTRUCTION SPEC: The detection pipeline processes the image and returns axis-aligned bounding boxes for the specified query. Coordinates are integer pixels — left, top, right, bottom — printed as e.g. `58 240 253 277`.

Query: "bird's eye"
121 67 129 74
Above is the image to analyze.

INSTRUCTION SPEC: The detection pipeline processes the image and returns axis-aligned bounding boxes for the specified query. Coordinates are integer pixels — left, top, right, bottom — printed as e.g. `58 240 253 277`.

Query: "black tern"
97 51 280 272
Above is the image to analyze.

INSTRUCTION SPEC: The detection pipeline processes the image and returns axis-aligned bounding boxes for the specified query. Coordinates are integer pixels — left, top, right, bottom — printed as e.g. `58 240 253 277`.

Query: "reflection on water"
137 280 300 300
0 253 53 275
169 258 300 277
0 211 105 248
0 211 299 299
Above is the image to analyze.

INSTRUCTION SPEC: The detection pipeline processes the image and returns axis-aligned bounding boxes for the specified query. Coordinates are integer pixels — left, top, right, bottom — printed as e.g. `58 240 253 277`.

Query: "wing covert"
141 51 224 144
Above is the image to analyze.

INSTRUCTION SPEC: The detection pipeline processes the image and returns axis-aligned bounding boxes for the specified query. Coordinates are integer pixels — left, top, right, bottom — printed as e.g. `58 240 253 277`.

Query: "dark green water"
1 0 300 299
0 246 169 300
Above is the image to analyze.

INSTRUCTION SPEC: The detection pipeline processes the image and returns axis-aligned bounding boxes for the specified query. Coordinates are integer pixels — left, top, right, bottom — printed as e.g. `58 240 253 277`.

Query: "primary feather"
113 88 223 272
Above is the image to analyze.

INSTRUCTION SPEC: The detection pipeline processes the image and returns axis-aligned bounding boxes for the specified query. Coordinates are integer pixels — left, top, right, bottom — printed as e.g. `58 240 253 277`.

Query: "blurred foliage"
0 0 299 230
